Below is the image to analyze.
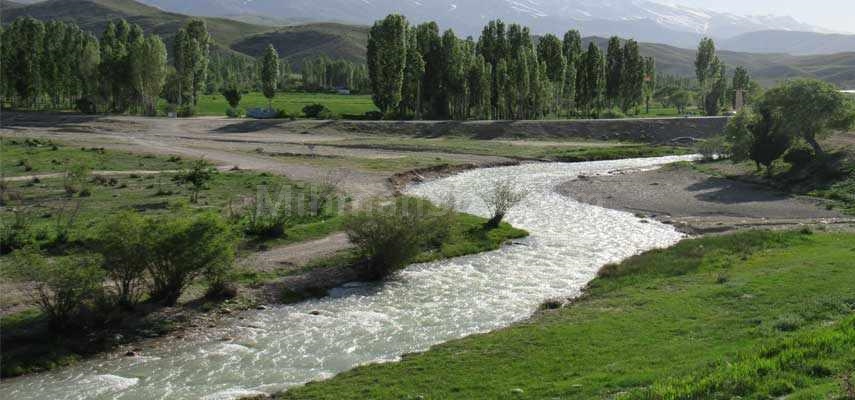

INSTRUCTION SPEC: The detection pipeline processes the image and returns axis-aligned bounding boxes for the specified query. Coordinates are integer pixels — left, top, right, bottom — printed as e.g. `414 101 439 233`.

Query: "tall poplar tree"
260 44 279 110
620 39 643 114
367 14 408 114
605 36 623 108
562 30 582 116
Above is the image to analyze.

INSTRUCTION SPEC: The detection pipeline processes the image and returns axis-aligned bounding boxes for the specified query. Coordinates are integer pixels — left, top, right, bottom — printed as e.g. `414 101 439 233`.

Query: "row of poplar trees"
366 15 655 120
694 37 752 116
1 16 213 114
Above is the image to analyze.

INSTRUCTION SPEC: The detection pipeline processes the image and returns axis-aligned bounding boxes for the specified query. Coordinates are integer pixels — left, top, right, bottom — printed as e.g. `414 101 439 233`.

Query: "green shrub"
225 107 243 118
146 213 236 306
9 250 105 329
173 159 215 203
696 136 729 162
600 109 626 119
276 109 297 120
302 103 334 119
176 105 196 118
93 212 149 308
0 211 33 254
221 86 242 108
344 197 453 278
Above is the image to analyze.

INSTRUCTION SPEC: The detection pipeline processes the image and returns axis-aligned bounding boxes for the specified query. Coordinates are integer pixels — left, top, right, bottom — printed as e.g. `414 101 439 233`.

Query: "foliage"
750 107 792 174
669 89 693 114
757 78 855 155
173 19 211 106
260 44 280 109
367 14 407 113
8 250 105 328
696 136 728 162
724 108 754 162
93 211 149 308
221 84 242 108
173 158 215 203
344 197 453 278
146 213 236 305
302 103 333 119
480 179 526 228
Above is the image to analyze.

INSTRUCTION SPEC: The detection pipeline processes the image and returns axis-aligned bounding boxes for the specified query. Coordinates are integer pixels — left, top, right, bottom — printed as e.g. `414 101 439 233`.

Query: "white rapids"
0 156 696 399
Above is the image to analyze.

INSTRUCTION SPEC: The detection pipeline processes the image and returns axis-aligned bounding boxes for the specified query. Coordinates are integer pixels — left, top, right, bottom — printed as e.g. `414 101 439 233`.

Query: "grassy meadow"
170 92 379 117
278 230 855 399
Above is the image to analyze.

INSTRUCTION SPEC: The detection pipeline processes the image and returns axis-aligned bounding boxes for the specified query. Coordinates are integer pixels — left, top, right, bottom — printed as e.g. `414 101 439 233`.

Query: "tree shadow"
1 111 104 130
686 177 790 205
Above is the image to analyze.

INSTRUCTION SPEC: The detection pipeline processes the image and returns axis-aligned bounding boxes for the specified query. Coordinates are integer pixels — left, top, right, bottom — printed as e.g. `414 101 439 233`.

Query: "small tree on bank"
480 179 526 228
173 158 215 203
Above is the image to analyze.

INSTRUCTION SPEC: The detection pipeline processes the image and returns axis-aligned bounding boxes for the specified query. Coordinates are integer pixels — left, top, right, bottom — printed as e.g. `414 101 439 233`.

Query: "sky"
673 0 855 33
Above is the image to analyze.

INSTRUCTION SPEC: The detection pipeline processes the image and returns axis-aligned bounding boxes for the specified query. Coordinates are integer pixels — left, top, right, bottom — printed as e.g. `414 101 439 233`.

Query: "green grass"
174 92 378 117
1 138 190 177
256 150 461 173
277 230 855 399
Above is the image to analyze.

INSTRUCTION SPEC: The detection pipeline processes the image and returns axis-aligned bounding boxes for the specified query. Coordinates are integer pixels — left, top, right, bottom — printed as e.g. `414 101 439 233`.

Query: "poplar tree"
536 34 565 116
620 39 643 114
642 56 656 114
695 37 718 114
260 44 279 110
562 30 582 116
367 14 408 114
130 35 168 115
605 36 623 109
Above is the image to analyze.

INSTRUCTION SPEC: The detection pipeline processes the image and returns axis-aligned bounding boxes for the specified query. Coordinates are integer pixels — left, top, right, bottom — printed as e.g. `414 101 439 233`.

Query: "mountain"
1 0 270 48
136 0 833 50
720 30 855 56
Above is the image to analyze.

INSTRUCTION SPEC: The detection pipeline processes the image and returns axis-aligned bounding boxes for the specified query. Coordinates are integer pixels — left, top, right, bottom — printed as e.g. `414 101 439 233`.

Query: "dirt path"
557 165 855 234
240 233 352 273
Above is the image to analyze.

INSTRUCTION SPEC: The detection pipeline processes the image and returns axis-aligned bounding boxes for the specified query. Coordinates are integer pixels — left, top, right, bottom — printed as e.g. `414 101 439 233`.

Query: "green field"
278 230 855 399
177 92 379 117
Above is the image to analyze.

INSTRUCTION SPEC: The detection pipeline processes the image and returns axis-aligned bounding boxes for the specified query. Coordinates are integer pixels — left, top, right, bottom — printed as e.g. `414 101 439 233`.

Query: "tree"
562 30 582 115
577 42 604 117
95 211 149 308
130 34 168 115
670 90 693 114
173 19 211 106
344 198 452 278
173 158 215 203
260 44 279 110
480 179 526 228
758 79 855 156
537 33 565 115
695 37 719 115
5 17 45 107
367 14 408 114
750 106 791 174
221 84 242 108
400 27 425 117
605 36 623 108
620 39 643 114
10 249 104 329
146 213 235 306
704 60 727 116
642 57 656 113
731 65 751 108
724 108 754 162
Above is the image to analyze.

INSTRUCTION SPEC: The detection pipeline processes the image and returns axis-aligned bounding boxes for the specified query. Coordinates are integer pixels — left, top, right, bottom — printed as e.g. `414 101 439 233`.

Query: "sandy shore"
557 164 855 234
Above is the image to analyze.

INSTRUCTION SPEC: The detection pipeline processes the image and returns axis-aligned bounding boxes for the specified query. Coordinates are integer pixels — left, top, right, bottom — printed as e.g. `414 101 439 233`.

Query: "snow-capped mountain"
138 0 833 49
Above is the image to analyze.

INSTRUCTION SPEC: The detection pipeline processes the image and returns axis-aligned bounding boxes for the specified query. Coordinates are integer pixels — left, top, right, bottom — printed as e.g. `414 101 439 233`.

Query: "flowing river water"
1 155 697 400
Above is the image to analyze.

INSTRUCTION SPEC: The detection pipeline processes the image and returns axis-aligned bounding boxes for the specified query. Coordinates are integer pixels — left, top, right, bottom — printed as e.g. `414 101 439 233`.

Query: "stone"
124 351 138 357
309 310 321 316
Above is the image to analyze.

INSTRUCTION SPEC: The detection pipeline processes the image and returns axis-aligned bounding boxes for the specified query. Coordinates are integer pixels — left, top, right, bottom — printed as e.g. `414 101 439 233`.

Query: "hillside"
1 0 270 48
720 30 855 56
232 23 368 65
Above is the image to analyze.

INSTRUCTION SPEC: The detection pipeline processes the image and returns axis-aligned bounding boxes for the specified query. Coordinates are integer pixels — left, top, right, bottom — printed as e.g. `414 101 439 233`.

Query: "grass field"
278 230 855 399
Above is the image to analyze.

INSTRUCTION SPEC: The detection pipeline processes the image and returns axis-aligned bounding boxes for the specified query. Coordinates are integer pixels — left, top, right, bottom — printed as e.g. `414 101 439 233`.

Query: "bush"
93 212 149 308
276 109 297 120
176 105 196 118
75 96 98 114
600 109 626 119
173 159 215 203
724 108 754 162
0 211 33 254
221 86 242 108
480 180 526 228
344 197 452 278
302 103 333 119
225 107 243 118
364 110 383 120
9 250 105 329
146 213 236 306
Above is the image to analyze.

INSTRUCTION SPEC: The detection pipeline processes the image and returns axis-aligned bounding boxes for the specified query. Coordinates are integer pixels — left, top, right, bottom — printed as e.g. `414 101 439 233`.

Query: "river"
0 155 695 399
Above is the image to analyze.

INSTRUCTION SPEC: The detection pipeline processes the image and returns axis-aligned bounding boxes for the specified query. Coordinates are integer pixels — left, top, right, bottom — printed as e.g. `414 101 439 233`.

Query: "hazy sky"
673 0 855 33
